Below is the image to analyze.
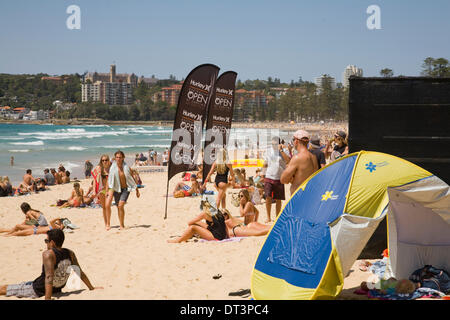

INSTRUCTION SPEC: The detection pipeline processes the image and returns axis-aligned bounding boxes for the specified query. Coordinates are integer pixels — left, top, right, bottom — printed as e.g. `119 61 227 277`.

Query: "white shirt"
264 147 288 180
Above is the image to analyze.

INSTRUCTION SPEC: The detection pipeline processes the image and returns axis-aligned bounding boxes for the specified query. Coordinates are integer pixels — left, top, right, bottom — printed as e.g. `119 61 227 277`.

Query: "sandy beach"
0 164 372 300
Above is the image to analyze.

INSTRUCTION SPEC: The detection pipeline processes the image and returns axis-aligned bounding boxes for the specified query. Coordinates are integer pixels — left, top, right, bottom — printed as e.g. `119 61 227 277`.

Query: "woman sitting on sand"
237 189 259 225
0 176 14 197
202 148 235 210
168 198 230 243
4 218 64 237
173 174 203 197
0 202 49 235
83 181 96 206
231 168 249 189
60 182 84 208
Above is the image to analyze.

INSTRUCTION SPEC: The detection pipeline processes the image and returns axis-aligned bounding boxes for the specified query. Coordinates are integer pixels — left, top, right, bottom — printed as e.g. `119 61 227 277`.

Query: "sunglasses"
101 159 109 162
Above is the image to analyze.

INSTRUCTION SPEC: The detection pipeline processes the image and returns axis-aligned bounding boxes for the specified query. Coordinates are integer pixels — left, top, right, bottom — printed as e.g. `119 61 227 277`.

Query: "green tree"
380 68 394 77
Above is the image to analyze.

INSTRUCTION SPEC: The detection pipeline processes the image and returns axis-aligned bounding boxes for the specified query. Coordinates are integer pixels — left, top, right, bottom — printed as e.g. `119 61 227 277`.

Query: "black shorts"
113 188 130 204
264 178 285 200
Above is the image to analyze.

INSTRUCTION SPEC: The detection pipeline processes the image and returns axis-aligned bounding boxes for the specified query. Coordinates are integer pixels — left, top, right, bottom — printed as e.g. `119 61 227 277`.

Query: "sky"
0 0 449 83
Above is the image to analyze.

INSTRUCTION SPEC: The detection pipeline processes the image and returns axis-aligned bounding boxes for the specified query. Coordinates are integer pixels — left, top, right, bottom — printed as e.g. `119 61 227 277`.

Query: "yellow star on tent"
321 191 334 201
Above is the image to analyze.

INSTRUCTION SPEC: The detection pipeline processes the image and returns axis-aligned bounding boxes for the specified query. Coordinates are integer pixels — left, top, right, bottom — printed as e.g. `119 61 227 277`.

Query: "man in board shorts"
263 136 291 223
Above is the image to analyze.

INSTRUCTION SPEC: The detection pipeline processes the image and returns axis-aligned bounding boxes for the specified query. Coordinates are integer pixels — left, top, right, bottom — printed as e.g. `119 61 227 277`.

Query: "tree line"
0 57 448 122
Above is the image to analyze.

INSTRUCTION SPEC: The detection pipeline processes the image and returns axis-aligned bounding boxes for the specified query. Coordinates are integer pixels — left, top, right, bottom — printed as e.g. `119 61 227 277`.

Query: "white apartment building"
82 81 132 105
342 65 363 87
315 74 337 92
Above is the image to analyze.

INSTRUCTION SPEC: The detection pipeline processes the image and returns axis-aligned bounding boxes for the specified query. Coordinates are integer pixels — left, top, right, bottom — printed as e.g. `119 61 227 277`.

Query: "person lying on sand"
223 208 271 238
4 218 64 237
0 202 49 235
59 182 84 208
168 199 230 243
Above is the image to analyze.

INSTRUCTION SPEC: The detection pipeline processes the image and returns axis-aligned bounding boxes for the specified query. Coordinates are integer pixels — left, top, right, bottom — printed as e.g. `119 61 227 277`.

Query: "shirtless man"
106 151 140 230
280 130 318 195
23 169 37 192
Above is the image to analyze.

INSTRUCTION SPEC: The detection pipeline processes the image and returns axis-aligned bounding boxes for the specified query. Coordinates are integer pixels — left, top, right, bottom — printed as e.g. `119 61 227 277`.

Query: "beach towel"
199 237 245 243
183 173 192 181
367 288 444 300
108 161 137 193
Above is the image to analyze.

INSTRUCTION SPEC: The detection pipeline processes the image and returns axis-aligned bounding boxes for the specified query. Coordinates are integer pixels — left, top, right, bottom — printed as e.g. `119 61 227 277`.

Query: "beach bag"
231 193 240 207
25 219 39 226
409 265 450 294
174 190 185 198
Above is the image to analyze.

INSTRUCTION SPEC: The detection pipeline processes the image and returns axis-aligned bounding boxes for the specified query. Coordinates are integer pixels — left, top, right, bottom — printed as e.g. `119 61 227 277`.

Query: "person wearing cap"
280 129 318 195
309 135 326 169
262 136 291 223
325 130 348 161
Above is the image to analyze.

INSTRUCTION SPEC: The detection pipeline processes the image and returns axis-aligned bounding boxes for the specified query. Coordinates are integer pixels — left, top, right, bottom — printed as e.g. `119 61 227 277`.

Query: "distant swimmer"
10 156 14 166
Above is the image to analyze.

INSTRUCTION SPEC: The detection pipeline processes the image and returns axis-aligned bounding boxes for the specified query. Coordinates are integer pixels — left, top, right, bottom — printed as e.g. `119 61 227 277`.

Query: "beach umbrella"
251 151 450 299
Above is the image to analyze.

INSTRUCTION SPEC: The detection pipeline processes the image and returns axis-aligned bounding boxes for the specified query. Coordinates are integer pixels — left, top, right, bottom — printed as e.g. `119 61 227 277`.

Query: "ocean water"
0 123 174 185
0 123 292 185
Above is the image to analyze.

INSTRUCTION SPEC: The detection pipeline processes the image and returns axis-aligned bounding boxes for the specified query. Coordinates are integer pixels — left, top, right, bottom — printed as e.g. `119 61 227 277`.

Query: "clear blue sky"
0 0 449 83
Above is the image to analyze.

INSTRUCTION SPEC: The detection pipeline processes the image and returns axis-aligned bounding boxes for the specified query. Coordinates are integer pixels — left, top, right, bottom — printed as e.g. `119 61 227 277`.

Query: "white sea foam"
18 130 129 140
10 140 44 146
68 146 87 151
8 149 30 153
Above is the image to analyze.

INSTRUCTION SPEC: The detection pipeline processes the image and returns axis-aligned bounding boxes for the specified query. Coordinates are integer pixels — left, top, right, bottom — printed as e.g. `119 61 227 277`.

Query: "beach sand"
0 165 373 301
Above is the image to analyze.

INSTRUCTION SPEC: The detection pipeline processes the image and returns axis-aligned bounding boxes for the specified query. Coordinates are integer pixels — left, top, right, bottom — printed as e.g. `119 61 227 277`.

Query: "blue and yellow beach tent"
251 151 450 300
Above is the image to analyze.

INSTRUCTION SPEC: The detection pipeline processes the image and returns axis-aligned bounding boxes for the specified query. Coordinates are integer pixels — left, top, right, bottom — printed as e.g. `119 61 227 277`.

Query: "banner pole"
164 174 169 219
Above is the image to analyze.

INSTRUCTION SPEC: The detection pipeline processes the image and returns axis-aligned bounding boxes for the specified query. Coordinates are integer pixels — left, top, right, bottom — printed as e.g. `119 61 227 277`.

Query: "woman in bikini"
91 155 112 229
60 182 84 208
0 202 49 235
168 199 230 243
4 218 64 237
202 148 235 210
224 192 271 238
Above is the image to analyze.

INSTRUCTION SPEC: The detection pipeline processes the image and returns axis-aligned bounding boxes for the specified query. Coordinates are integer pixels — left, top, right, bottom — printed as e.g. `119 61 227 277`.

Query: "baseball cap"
309 136 321 148
293 129 310 140
335 131 347 139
